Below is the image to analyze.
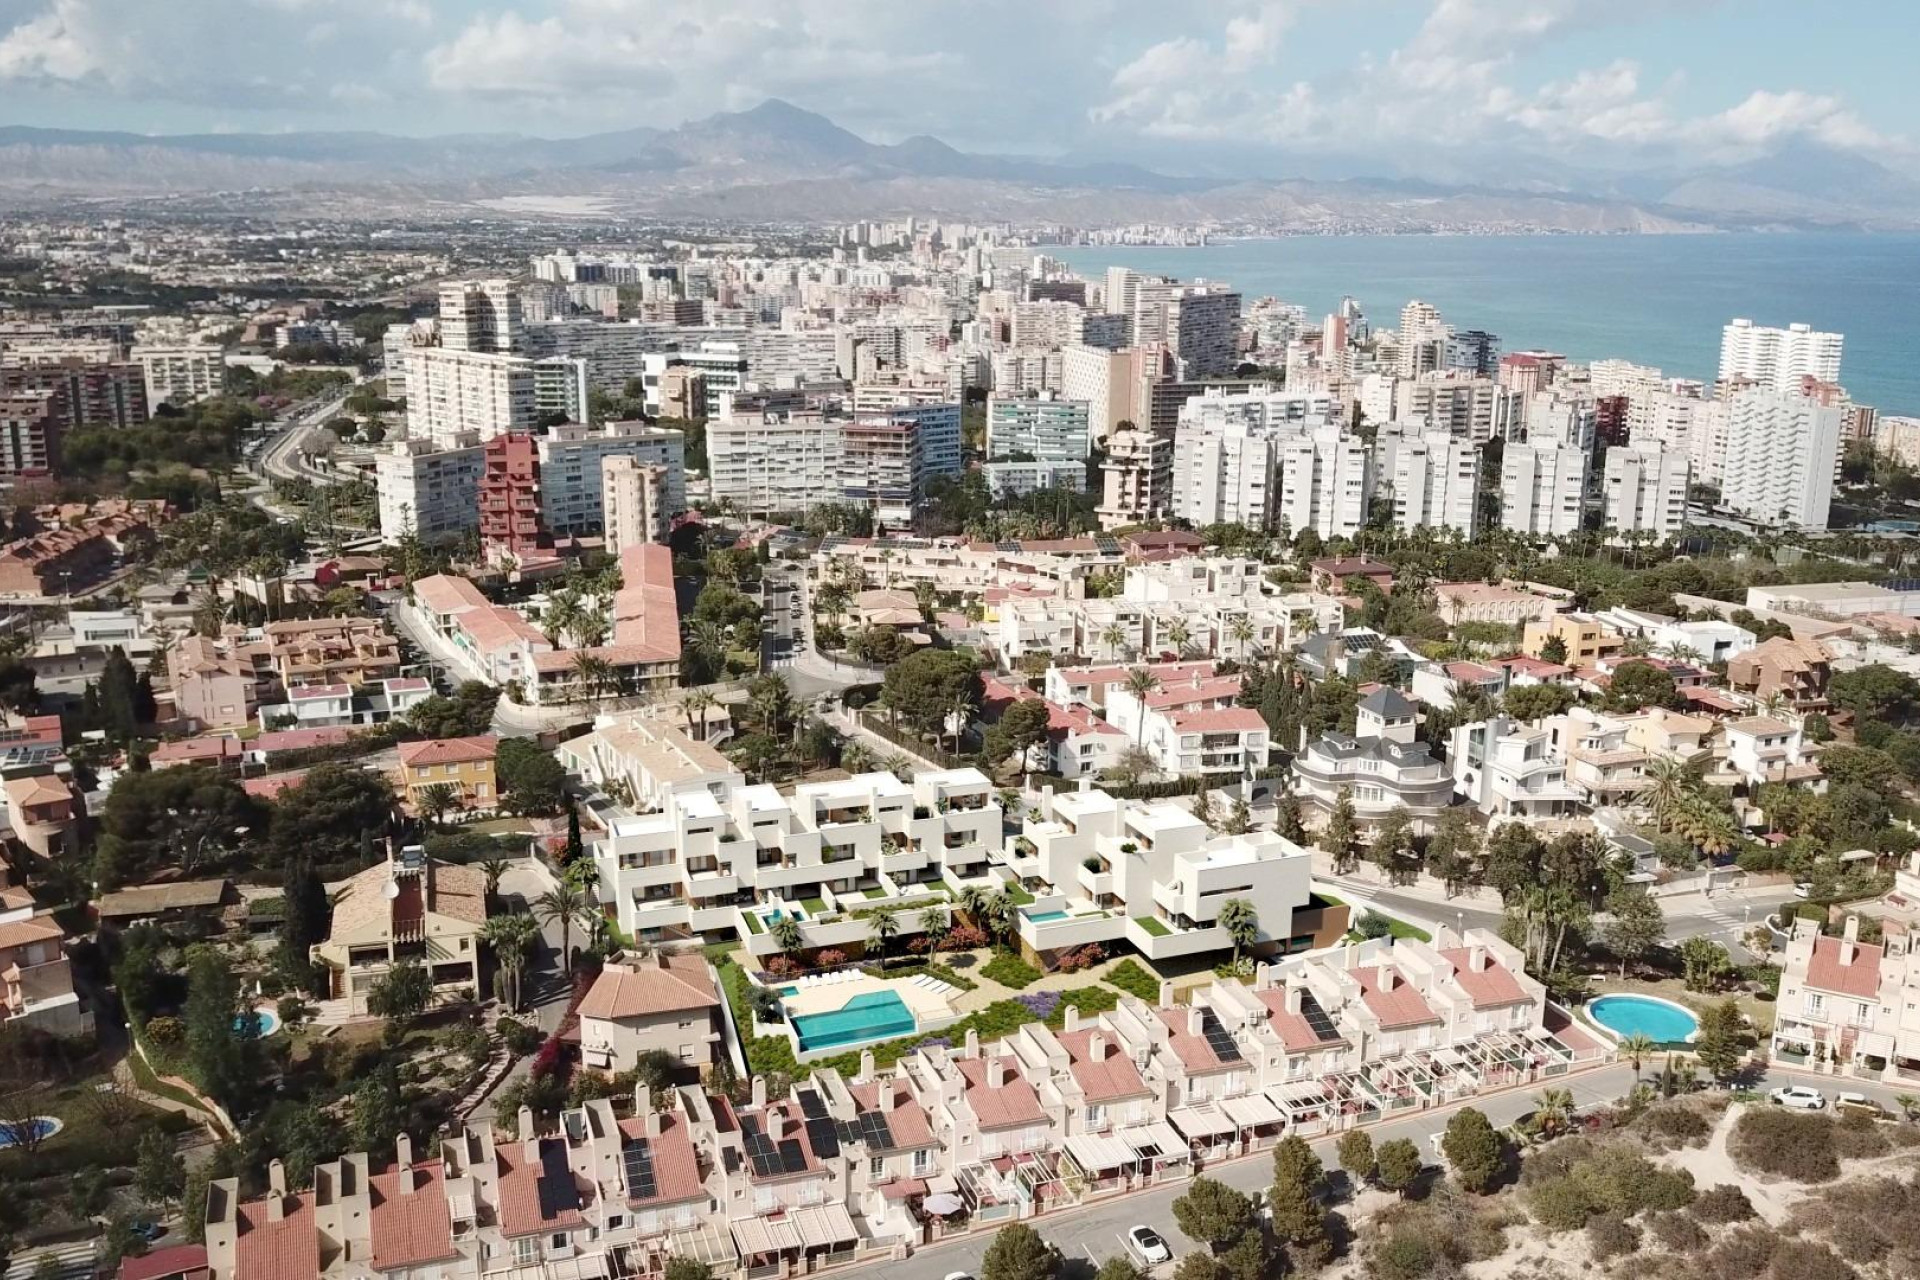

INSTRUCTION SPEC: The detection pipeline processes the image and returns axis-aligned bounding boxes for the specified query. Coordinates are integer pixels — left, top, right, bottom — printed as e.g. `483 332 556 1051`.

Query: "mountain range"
2 98 1917 231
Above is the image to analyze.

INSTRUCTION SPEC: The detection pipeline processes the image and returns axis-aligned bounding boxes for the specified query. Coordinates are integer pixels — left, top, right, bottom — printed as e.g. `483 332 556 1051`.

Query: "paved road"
828 1061 1918 1280
468 858 569 1125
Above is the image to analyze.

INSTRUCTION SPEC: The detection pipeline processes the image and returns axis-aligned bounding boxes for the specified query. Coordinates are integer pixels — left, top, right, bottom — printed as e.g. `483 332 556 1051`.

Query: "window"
552 1233 569 1251
514 1237 539 1265
608 1215 624 1231
1805 992 1826 1017
870 1157 885 1177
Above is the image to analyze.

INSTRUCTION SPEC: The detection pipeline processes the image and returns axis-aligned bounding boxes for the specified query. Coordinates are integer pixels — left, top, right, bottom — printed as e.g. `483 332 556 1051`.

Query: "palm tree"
1165 619 1193 658
1228 615 1256 660
1531 1087 1576 1138
1619 1032 1658 1084
682 688 719 741
867 905 902 957
1643 757 1696 830
482 912 539 1010
1100 623 1127 662
479 855 512 903
542 590 583 647
944 692 973 756
842 741 874 774
1896 1093 1920 1122
770 915 805 959
535 882 595 974
688 620 728 671
571 652 614 712
1121 666 1162 747
571 607 610 649
417 783 460 829
1217 897 1259 966
957 884 993 933
917 904 949 947
880 752 912 782
986 889 1017 945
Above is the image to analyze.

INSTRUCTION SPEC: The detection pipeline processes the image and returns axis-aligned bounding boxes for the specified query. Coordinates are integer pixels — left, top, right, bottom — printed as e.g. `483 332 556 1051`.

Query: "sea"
1053 232 1920 417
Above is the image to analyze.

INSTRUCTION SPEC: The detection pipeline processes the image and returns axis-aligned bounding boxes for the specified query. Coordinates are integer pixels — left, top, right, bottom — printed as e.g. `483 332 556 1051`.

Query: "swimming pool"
234 1006 283 1039
791 991 918 1053
1588 994 1699 1044
0 1116 60 1148
1024 909 1069 923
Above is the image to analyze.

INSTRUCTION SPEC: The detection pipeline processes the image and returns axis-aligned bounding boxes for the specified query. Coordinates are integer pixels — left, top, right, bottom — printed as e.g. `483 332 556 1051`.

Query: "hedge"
1104 958 1162 1001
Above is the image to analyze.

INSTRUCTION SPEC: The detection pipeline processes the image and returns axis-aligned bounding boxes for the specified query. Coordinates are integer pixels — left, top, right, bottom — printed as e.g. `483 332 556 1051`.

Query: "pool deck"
782 971 960 1026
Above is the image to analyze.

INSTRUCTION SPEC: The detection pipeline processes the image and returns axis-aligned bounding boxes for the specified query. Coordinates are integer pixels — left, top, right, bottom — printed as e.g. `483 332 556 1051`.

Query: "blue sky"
0 0 1910 175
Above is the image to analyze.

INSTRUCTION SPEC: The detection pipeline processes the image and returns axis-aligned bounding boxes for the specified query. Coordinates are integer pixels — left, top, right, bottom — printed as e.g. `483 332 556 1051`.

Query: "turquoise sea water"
791 989 917 1052
1055 233 1920 415
1588 994 1699 1044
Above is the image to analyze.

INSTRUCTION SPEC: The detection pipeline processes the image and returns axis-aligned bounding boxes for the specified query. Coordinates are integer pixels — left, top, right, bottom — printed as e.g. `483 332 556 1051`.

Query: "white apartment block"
1722 389 1843 529
1167 285 1242 378
1448 715 1584 822
1499 438 1588 536
1525 391 1595 449
1276 429 1371 541
1379 427 1477 537
641 346 749 416
1172 419 1281 528
1061 345 1140 441
603 456 673 549
524 318 680 390
986 394 1091 462
132 344 222 408
1601 442 1690 538
1098 426 1173 529
707 415 845 514
1391 373 1520 443
1010 301 1090 350
1397 301 1446 377
403 347 539 447
1879 416 1920 470
535 420 686 537
1720 318 1843 392
375 436 484 543
982 460 1086 498
438 278 525 353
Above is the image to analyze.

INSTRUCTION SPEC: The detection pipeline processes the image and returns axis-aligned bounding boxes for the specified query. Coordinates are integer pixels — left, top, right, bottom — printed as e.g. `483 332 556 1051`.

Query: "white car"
1770 1085 1826 1110
1126 1226 1173 1265
945 1272 974 1280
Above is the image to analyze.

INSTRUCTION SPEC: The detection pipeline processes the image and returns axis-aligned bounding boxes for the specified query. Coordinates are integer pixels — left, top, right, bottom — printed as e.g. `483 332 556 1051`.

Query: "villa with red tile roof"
577 950 723 1073
1772 916 1915 1077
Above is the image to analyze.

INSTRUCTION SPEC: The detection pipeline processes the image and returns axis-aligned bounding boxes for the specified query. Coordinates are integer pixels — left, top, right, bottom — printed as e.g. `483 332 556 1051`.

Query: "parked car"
1836 1092 1887 1118
1769 1085 1826 1110
1794 882 1814 898
1126 1227 1173 1265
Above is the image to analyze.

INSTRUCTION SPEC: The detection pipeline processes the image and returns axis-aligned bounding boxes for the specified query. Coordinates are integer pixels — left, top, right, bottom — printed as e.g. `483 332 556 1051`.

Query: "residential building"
310 845 485 1015
1292 690 1454 830
1171 413 1282 529
986 394 1091 462
707 414 846 515
1448 715 1583 821
403 347 542 447
0 392 59 478
980 674 1125 780
1430 582 1562 627
844 401 963 523
479 432 549 562
1165 285 1242 378
642 345 749 416
1396 300 1447 377
1602 442 1690 538
1500 438 1588 536
535 420 685 538
1391 373 1521 443
1060 344 1147 441
981 460 1086 498
1522 612 1624 664
1769 916 1900 1077
1378 427 1477 536
1719 715 1824 790
1 356 148 430
1721 389 1843 529
578 951 724 1074
0 763 78 862
1726 636 1832 711
374 436 484 544
1720 318 1843 392
132 345 221 408
602 455 674 549
0 524 121 597
1592 608 1755 664
558 715 739 815
0 855 89 1035
395 736 499 811
1107 673 1269 781
439 278 525 353
1275 429 1371 541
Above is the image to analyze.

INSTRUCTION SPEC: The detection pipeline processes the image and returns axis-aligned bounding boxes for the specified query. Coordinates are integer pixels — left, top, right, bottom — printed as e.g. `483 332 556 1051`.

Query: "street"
826 1061 1920 1280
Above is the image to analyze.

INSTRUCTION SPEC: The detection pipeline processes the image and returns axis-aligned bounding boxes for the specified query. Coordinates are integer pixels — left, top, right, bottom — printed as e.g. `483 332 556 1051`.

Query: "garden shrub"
1368 1231 1439 1280
1828 1215 1889 1266
1586 1213 1641 1262
1635 1103 1711 1143
1768 1239 1858 1280
1730 1108 1840 1182
1830 1108 1890 1160
981 952 1042 990
1692 1184 1757 1224
1646 1211 1708 1254
1707 1225 1781 1280
1104 958 1161 1001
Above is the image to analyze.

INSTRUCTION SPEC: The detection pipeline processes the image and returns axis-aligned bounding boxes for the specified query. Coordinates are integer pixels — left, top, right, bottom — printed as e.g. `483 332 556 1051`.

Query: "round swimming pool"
233 1006 283 1039
1589 994 1699 1044
0 1116 61 1148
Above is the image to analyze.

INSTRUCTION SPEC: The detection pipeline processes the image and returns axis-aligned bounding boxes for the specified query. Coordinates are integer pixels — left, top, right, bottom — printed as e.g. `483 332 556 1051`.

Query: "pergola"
1265 1080 1334 1134
1168 1101 1238 1159
1119 1120 1193 1181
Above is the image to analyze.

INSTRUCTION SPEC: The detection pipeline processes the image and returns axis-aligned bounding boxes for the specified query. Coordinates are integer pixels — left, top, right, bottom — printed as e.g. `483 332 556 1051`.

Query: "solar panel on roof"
624 1140 657 1201
776 1138 807 1174
538 1141 581 1218
858 1110 896 1151
1199 1010 1244 1063
795 1087 826 1120
805 1117 840 1159
996 540 1021 552
742 1118 783 1178
1094 536 1119 554
1299 993 1341 1043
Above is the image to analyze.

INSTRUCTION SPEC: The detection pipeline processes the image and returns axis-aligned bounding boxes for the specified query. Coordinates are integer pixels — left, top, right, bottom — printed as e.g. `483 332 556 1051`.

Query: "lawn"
742 911 764 935
1591 973 1777 1036
1104 958 1162 1001
1349 909 1433 944
801 898 827 915
1133 915 1171 937
980 952 1042 990
1002 882 1035 906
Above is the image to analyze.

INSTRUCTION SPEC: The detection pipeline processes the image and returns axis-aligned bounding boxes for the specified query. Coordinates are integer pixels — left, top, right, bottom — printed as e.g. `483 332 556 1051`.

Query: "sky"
0 0 1913 177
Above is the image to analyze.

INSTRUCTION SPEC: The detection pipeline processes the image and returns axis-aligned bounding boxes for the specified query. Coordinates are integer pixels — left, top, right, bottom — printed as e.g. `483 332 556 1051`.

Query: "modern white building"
132 345 222 408
1397 300 1447 377
375 436 484 543
1276 429 1371 541
1171 416 1283 529
1720 318 1843 392
438 279 525 354
403 347 540 447
535 421 685 537
640 345 749 416
1601 442 1690 538
1378 427 1477 537
1060 344 1140 441
986 394 1091 462
1499 438 1588 536
707 415 846 514
981 460 1086 498
602 455 674 549
1721 390 1844 529
1390 373 1521 443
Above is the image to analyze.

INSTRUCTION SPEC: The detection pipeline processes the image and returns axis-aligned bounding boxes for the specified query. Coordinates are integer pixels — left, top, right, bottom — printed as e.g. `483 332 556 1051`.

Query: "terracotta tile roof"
578 954 720 1020
496 1138 586 1237
150 736 243 764
1442 661 1501 683
1255 988 1349 1053
1727 716 1791 736
980 676 1123 740
1055 1029 1150 1102
1437 948 1531 1008
0 914 65 951
241 770 309 799
956 1056 1047 1130
3 774 70 805
1805 934 1883 999
1143 675 1242 709
118 1243 208 1280
1058 660 1213 690
369 1163 457 1271
848 1081 938 1148
397 736 498 767
1352 964 1441 1029
288 684 351 701
254 726 357 753
411 574 490 615
1154 1007 1242 1073
232 1192 319 1280
608 543 682 662
617 1113 707 1206
1166 708 1267 734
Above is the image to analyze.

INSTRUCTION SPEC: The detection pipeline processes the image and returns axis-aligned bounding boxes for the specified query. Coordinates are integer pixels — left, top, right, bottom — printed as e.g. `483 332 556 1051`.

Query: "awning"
926 1173 960 1195
1855 1030 1895 1059
1066 1133 1137 1173
924 1193 967 1216
668 1221 740 1268
730 1215 803 1257
790 1203 859 1250
1221 1093 1285 1128
879 1178 927 1201
1266 1082 1329 1113
1168 1104 1235 1140
1119 1121 1189 1162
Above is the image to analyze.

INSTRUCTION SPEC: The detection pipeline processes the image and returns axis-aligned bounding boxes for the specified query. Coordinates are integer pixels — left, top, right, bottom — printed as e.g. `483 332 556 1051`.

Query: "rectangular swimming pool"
1025 909 1069 923
791 990 918 1052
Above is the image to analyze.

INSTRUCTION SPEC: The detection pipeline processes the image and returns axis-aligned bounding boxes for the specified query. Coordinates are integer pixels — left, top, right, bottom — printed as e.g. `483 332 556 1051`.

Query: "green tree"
1267 1135 1330 1265
183 947 262 1118
880 649 983 738
664 1258 714 1280
1679 936 1731 992
1604 661 1681 713
1618 1032 1658 1083
134 1128 185 1206
866 905 902 956
406 681 501 737
984 697 1052 773
981 1222 1058 1280
1502 683 1574 721
1694 997 1745 1083
1537 634 1568 665
1828 663 1920 722
1095 1259 1148 1280
92 766 265 891
1441 1108 1504 1193
1482 822 1544 903
366 958 434 1024
1375 1137 1422 1198
537 881 595 972
1217 898 1259 966
1602 887 1666 977
495 737 568 816
1427 808 1481 898
1322 788 1361 874
1171 1176 1258 1251
1337 1128 1375 1186
416 782 461 830
1369 806 1419 886
267 762 393 871
277 850 330 993
1222 796 1253 836
482 912 539 1010
350 1061 406 1154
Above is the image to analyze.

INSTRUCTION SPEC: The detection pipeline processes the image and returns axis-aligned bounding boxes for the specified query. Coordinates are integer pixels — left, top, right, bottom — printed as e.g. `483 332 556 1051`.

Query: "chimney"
860 1049 876 1079
1286 985 1304 1015
988 1055 1009 1088
1158 980 1175 1008
1842 915 1860 965
767 1109 786 1143
1064 1006 1082 1033
751 1076 767 1109
1469 945 1487 973
1089 1032 1107 1061
646 1108 663 1138
881 1080 898 1112
395 1134 414 1187
634 1084 652 1116
1191 670 1202 690
964 1028 980 1057
267 1160 287 1221
1187 1006 1205 1037
1255 962 1272 991
1378 965 1396 991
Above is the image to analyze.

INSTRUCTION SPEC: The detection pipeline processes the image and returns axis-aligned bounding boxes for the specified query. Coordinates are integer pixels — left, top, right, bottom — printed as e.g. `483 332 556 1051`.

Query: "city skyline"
0 1 1915 185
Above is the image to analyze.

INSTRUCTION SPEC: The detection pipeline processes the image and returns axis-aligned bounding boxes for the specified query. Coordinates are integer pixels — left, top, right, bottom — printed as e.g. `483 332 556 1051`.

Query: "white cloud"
0 0 111 83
